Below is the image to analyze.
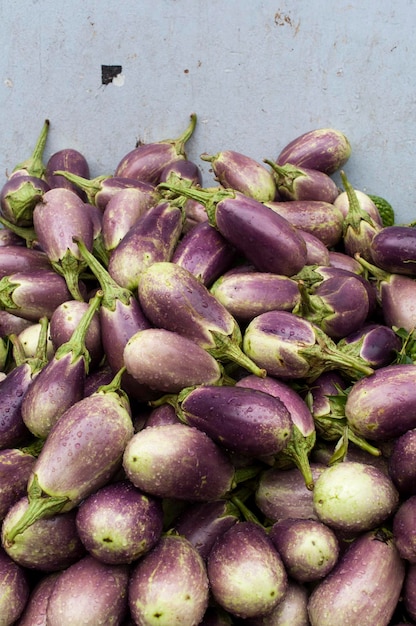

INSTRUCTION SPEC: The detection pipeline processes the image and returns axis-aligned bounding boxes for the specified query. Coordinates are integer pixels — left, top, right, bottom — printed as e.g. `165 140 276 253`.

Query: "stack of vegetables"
0 113 415 625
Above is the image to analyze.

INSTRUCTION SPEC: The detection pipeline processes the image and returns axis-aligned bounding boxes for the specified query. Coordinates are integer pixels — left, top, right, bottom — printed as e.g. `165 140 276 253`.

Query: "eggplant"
264 159 340 203
176 384 293 459
255 463 327 522
369 225 416 276
16 572 59 626
45 147 90 200
159 157 203 187
128 534 209 626
182 197 209 233
242 310 374 382
404 563 416 622
337 323 402 368
107 199 184 291
0 227 26 247
3 368 134 543
0 448 36 520
392 495 416 563
210 270 301 322
207 521 287 619
101 186 160 252
200 150 276 201
298 228 331 265
17 321 54 361
145 402 180 427
123 422 236 501
0 546 30 625
75 479 163 564
328 249 364 273
115 112 197 183
334 185 383 226
137 261 266 376
1 496 85 571
83 363 114 397
389 428 416 496
20 291 103 439
312 461 399 533
158 184 308 276
123 328 224 393
244 579 309 626
269 517 339 582
172 500 240 561
264 198 344 248
45 554 129 626
307 527 405 626
0 175 50 226
32 187 94 301
345 363 416 440
276 127 351 174
0 310 32 337
171 220 237 287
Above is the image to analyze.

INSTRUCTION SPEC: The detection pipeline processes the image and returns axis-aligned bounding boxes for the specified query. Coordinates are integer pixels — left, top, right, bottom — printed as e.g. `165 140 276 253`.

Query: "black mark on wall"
101 65 122 85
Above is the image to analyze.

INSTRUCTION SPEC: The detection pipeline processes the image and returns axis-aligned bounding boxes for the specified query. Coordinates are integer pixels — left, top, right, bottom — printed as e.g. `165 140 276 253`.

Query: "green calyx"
340 171 378 233
12 119 50 179
52 171 110 205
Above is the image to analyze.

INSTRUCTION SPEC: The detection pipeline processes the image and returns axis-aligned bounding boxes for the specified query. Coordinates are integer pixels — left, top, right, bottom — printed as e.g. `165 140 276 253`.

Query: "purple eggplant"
210 270 301 321
172 500 240 561
0 310 32 337
337 322 402 368
236 374 316 489
83 363 114 397
2 496 85 571
0 245 50 279
0 174 50 226
264 198 344 248
334 185 383 226
276 127 351 174
242 310 373 382
369 225 416 276
171 220 237 287
145 402 180 427
269 517 339 582
137 261 266 377
75 479 163 564
307 527 405 626
101 185 160 252
0 448 36 520
17 320 54 360
159 184 308 276
20 291 103 439
45 554 129 626
16 572 59 626
3 368 134 543
392 495 416 563
389 428 416 496
107 199 184 291
244 579 309 626
264 159 340 203
404 563 416 623
123 422 236 501
159 157 203 187
176 384 292 458
33 187 94 300
115 112 197 183
255 463 327 522
345 363 416 440
298 228 330 265
201 149 277 201
312 461 399 533
328 249 364 273
0 227 26 247
0 546 30 624
128 533 209 626
207 521 287 620
182 197 209 233
45 147 90 200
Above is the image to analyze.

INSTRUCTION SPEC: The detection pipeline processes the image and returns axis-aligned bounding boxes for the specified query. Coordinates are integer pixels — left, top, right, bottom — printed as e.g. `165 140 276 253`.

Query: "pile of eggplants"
1 113 416 625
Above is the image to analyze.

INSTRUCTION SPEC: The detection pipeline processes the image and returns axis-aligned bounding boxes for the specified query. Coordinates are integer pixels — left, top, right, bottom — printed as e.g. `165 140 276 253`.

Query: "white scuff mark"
4 78 13 88
112 72 125 87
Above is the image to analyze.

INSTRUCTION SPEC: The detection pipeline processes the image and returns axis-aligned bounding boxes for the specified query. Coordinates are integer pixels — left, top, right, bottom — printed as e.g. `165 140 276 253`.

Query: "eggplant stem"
12 119 50 179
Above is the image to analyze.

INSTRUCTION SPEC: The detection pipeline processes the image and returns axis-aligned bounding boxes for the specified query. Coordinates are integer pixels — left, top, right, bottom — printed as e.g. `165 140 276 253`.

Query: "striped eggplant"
264 159 340 203
0 448 36 520
276 127 351 174
0 547 29 625
0 174 50 226
389 428 416 497
369 225 416 277
45 147 90 200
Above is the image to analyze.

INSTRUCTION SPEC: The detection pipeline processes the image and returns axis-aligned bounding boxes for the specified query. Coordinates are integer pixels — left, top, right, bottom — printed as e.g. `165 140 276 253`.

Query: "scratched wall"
1 0 415 222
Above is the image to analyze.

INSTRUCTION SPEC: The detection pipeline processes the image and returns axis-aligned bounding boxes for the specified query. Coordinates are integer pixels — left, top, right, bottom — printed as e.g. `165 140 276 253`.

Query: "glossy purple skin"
264 199 344 248
46 555 129 626
378 273 416 332
269 163 340 203
123 423 235 501
2 496 85 571
207 521 287 619
0 364 35 448
255 463 327 522
172 500 240 561
0 175 50 225
145 403 180 427
328 250 364 273
180 385 293 458
334 188 383 225
83 364 114 397
45 148 90 200
0 310 32 337
102 186 160 252
128 534 209 626
0 245 51 278
0 449 36 520
276 127 351 174
17 572 59 626
392 495 416 563
75 480 163 564
171 221 236 287
92 177 157 212
214 194 307 276
33 187 94 264
183 197 209 233
298 229 330 265
370 226 416 276
244 580 309 626
307 528 405 626
0 547 30 624
210 271 301 321
345 363 416 441
389 428 416 496
404 563 416 622
115 142 187 184
338 323 402 368
107 201 183 291
0 228 26 247
159 158 203 186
